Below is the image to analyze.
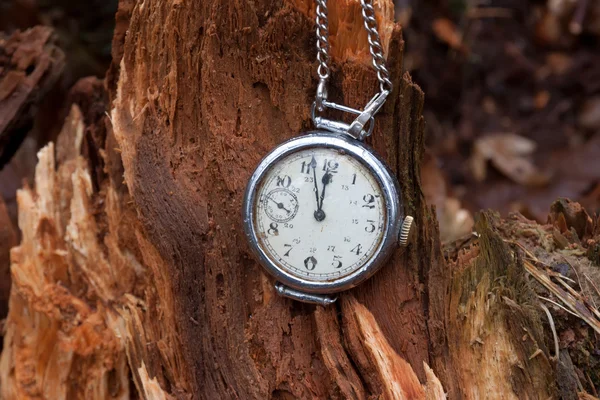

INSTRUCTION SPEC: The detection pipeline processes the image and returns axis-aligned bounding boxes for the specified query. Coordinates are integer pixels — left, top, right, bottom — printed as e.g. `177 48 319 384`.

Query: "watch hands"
267 196 291 214
319 169 332 211
311 156 326 221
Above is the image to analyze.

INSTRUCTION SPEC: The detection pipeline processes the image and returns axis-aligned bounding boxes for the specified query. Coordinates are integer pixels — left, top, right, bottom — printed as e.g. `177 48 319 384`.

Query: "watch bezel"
242 131 403 294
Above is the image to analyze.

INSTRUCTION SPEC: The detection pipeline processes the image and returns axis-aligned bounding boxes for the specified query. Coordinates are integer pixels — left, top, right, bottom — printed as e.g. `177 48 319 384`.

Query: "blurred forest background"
1 0 600 370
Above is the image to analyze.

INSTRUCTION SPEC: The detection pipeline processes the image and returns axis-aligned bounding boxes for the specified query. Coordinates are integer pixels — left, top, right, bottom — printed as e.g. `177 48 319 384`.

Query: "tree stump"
1 0 598 399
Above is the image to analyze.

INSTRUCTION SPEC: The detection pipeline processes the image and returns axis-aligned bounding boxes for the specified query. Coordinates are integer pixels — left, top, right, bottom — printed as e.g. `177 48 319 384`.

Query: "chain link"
359 0 393 92
314 0 392 93
315 0 331 80
312 0 392 139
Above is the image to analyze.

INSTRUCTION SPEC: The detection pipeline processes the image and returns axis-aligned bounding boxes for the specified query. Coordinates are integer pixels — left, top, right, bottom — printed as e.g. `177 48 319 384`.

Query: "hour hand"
319 170 332 210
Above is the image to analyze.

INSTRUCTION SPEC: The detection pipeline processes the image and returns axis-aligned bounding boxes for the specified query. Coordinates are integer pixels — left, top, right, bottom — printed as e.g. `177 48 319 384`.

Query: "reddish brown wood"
0 26 65 167
107 0 439 397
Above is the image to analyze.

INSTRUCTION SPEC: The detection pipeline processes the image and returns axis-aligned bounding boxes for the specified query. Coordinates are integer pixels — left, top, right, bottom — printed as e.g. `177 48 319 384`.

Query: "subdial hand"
267 196 291 214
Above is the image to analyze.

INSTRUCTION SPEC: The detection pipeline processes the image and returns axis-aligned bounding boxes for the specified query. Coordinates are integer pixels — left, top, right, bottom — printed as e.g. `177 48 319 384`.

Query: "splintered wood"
1 105 170 399
0 108 129 399
340 296 444 400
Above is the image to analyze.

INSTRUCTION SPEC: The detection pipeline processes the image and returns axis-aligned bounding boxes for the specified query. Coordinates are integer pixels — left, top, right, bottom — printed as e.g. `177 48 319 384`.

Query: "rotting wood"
430 212 557 399
0 107 130 399
0 26 65 167
107 0 438 397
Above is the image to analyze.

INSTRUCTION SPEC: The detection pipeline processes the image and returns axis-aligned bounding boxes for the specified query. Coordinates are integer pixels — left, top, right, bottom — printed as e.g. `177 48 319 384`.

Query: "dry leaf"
547 0 577 16
578 96 600 130
535 10 563 45
439 198 474 244
432 18 465 52
546 52 574 74
421 154 474 243
534 91 551 109
471 133 551 186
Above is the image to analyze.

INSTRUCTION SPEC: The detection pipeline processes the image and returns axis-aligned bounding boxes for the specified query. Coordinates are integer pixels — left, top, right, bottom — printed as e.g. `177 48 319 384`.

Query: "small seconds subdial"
263 188 299 223
254 148 386 282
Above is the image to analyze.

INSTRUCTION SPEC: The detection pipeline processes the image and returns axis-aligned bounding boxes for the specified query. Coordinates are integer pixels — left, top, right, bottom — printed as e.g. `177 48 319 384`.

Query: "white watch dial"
254 147 386 282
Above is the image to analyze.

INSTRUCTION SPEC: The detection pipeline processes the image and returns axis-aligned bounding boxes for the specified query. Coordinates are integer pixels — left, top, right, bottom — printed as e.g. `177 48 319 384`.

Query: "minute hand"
311 157 326 221
311 157 320 209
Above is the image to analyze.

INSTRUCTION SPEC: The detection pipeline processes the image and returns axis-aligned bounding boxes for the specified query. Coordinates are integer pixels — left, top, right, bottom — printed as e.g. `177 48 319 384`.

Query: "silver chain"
360 0 393 92
314 0 392 93
312 0 392 140
315 0 331 80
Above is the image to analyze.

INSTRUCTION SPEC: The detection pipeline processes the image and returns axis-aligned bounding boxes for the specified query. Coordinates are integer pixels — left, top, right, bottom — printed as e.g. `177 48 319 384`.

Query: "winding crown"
398 216 414 247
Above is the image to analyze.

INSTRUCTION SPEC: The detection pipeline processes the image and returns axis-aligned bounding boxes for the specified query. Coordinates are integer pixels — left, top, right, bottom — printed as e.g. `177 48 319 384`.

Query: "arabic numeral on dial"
276 175 291 188
309 247 317 253
304 256 317 271
362 194 376 209
284 222 293 228
351 244 363 255
322 159 339 171
344 236 351 243
352 219 359 224
292 238 301 244
301 160 312 174
341 185 349 191
268 222 279 235
283 244 293 257
365 220 376 233
327 245 335 252
332 255 342 269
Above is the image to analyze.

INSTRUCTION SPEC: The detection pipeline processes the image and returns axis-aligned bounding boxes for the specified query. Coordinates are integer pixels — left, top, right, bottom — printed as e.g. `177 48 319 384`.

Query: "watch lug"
275 282 337 306
398 215 415 247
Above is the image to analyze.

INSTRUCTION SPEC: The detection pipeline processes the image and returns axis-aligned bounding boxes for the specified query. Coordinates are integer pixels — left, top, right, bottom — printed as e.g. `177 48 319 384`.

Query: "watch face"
253 147 386 282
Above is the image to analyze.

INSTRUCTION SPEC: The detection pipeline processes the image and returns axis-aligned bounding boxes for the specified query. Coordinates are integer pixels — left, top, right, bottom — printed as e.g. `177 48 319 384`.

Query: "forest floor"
401 0 600 243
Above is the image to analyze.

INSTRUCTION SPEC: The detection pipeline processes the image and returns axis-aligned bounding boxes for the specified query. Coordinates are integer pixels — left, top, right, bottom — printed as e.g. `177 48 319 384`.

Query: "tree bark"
1 0 598 399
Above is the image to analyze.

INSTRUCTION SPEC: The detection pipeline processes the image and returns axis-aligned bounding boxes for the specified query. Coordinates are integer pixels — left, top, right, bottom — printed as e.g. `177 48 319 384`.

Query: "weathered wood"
0 106 131 399
0 27 65 312
430 213 557 398
108 0 440 397
0 26 65 167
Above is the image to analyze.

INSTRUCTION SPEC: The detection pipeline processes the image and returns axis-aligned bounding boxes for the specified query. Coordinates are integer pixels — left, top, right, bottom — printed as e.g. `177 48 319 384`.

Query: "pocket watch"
242 0 414 305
